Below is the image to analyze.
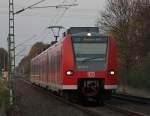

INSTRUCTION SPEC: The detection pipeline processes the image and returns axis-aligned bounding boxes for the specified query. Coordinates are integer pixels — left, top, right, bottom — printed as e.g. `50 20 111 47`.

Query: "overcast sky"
0 0 106 65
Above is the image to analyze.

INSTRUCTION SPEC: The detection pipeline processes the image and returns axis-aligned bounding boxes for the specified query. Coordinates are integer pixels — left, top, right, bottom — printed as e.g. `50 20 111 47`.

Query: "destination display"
72 36 108 43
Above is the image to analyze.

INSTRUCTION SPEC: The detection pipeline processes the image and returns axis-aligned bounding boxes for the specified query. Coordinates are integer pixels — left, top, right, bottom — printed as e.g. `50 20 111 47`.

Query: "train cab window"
72 36 108 71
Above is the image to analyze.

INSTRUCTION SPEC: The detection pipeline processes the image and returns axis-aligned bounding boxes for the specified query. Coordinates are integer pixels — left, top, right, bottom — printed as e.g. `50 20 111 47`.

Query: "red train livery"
31 27 117 104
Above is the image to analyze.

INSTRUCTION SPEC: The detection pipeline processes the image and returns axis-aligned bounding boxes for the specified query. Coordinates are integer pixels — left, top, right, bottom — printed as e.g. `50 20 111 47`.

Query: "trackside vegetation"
97 0 150 92
126 54 150 90
16 42 49 78
0 79 10 114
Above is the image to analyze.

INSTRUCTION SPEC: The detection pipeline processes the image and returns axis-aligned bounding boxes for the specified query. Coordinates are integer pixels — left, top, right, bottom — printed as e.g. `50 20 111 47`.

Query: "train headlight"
109 70 115 76
66 70 74 76
87 32 92 37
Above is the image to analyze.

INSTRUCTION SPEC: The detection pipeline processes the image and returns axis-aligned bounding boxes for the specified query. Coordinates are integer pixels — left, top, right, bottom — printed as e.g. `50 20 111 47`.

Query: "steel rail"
105 104 147 116
18 78 148 116
19 78 103 116
112 93 150 105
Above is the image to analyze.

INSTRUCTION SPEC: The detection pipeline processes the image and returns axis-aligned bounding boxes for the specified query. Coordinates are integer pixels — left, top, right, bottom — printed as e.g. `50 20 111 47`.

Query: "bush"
0 80 10 110
119 54 150 90
128 55 150 90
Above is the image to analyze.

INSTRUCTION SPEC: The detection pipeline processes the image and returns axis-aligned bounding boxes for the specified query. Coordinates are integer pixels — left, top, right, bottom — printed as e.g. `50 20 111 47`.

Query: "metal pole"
8 0 15 79
8 0 15 105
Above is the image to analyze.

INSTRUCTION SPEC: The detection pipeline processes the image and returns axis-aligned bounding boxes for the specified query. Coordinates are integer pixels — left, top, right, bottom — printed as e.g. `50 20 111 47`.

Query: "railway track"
19 78 149 116
105 103 147 116
18 79 103 116
112 93 150 105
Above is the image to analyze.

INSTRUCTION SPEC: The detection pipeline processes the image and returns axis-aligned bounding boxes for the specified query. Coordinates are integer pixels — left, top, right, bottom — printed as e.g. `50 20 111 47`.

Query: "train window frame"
71 36 108 71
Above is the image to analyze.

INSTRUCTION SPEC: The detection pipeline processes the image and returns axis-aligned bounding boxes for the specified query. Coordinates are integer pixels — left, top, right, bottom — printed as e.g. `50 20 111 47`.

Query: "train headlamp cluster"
87 32 92 37
109 70 115 76
66 70 74 76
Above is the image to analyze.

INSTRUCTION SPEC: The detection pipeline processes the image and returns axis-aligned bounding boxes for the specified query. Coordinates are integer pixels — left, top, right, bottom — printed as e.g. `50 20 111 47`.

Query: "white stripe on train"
31 79 117 90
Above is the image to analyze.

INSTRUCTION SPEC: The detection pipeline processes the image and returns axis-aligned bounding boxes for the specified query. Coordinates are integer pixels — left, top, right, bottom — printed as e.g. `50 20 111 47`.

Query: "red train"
31 27 117 104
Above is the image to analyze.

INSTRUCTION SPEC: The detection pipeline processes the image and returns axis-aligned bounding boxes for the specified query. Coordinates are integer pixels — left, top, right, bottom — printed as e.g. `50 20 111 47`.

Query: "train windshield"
72 36 108 71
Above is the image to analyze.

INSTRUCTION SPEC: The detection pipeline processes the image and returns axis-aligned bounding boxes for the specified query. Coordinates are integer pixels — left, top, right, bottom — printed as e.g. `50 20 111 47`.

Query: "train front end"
62 27 117 103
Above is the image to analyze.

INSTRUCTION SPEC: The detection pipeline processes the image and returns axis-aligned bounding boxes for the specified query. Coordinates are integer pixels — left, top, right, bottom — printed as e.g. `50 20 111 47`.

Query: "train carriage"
31 27 118 104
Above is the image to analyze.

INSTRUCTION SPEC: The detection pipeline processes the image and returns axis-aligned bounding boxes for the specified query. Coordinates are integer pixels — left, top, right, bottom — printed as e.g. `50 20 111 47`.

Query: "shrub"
0 80 10 110
119 54 150 90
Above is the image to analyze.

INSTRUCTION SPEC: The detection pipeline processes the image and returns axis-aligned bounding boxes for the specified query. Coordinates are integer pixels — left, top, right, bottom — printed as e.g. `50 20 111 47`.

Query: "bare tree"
17 42 49 77
96 0 150 90
0 48 8 71
97 0 138 73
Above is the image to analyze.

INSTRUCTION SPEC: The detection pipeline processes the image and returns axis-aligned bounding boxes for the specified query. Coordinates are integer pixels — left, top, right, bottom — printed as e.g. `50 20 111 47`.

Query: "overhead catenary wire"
15 1 78 41
16 44 34 48
26 0 78 26
53 1 78 25
14 0 46 14
15 25 51 48
48 0 67 25
30 3 78 9
14 0 78 43
15 47 27 56
13 0 79 64
15 35 37 48
15 27 50 50
16 54 27 58
49 9 62 26
53 8 68 26
44 1 78 40
15 29 49 64
45 0 65 26
15 28 48 60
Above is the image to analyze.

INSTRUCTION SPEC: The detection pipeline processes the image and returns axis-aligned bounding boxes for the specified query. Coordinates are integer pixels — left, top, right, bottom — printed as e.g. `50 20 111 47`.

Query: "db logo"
87 72 95 77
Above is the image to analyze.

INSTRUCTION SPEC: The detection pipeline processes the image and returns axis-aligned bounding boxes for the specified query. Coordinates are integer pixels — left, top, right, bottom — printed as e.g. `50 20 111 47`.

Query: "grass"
119 54 150 91
127 63 150 90
0 79 10 111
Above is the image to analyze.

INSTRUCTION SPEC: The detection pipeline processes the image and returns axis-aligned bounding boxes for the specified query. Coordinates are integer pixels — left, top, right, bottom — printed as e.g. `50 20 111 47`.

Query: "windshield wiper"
81 57 102 63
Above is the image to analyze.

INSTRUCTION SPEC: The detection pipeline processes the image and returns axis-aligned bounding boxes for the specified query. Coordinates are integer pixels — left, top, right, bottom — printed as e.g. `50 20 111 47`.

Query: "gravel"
107 98 150 116
12 78 133 116
12 78 89 116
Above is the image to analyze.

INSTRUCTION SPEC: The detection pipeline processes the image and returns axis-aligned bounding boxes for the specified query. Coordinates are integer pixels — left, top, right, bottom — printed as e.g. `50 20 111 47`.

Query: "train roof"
32 27 107 61
71 32 107 37
66 27 107 37
67 27 99 34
